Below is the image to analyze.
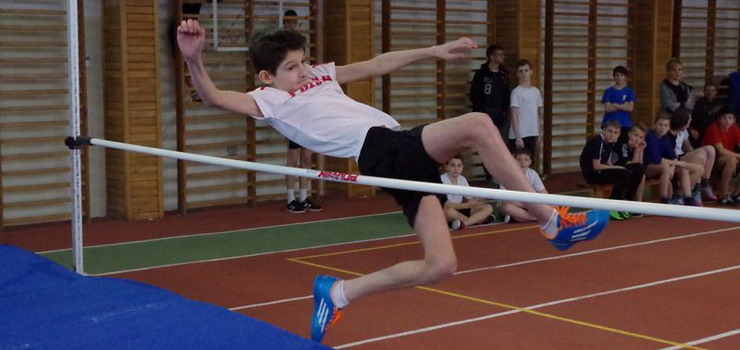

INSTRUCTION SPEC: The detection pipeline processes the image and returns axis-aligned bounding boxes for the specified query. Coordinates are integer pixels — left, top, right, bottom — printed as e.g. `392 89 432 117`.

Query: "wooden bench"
590 179 661 199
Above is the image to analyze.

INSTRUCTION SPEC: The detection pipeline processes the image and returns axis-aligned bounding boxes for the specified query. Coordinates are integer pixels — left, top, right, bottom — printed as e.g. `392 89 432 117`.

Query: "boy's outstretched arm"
336 37 477 85
177 20 262 117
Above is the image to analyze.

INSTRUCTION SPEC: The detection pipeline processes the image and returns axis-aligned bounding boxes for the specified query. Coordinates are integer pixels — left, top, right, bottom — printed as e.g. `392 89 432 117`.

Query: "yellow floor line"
287 258 706 350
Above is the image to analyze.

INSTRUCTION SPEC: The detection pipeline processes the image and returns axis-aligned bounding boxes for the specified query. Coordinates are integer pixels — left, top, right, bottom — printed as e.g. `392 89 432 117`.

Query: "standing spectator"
440 155 495 230
500 149 547 223
283 9 322 214
660 58 695 115
644 115 696 206
508 59 543 159
283 9 298 30
669 107 717 204
470 44 510 184
691 82 724 147
580 121 644 220
601 65 636 143
702 107 740 204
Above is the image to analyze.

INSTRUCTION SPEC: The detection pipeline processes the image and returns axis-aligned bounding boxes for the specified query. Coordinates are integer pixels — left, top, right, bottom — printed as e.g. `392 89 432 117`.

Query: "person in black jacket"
580 121 645 220
470 44 510 183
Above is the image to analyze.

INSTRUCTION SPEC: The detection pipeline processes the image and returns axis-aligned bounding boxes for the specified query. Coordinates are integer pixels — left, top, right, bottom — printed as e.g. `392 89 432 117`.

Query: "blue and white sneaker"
545 207 610 251
310 275 343 343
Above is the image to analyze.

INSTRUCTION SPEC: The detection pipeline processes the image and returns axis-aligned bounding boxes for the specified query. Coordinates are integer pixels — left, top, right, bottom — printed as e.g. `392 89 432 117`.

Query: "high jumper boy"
176 20 609 343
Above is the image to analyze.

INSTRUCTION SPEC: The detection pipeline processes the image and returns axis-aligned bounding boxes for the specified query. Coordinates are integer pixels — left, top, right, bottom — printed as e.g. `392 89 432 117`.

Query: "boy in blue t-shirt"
644 115 696 206
601 66 635 142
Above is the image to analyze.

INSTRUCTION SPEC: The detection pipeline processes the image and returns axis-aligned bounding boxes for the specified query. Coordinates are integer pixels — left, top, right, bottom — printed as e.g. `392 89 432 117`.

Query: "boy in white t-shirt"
500 149 547 222
177 20 609 343
440 155 495 230
669 107 717 204
508 59 543 158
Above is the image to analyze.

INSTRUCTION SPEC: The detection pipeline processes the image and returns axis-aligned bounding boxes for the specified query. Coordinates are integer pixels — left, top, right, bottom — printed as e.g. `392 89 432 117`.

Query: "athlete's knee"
424 255 457 283
466 113 501 143
472 113 496 131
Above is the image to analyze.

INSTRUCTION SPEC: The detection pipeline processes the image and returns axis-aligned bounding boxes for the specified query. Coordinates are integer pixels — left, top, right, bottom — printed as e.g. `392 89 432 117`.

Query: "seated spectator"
613 125 648 205
644 115 697 206
580 121 644 220
691 82 724 147
728 70 740 113
669 107 717 205
440 155 495 230
702 107 740 204
500 148 547 223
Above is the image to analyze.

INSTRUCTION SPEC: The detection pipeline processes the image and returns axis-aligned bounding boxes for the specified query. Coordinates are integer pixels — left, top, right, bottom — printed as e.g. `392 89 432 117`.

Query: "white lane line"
334 265 740 349
102 224 739 276
40 211 402 254
221 226 739 311
230 295 312 311
658 329 740 350
97 232 416 276
455 226 740 275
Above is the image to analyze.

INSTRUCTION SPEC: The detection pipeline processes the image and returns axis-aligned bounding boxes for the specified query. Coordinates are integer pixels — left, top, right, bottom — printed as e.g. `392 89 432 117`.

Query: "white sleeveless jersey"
248 62 400 160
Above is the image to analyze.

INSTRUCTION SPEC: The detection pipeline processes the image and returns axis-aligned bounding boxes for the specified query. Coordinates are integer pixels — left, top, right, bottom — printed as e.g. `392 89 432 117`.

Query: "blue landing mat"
0 245 331 350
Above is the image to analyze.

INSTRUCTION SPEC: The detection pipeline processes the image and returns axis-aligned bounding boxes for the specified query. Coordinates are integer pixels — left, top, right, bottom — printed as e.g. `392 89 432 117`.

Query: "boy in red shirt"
703 107 740 204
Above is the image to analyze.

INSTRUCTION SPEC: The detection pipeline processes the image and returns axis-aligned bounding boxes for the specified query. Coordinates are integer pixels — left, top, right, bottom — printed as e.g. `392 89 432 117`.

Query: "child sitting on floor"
440 155 495 230
500 148 547 223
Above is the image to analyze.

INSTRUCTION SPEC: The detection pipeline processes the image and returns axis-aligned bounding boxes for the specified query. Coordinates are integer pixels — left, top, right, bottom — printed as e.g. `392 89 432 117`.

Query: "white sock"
299 189 308 202
330 280 349 309
540 209 559 237
287 189 295 203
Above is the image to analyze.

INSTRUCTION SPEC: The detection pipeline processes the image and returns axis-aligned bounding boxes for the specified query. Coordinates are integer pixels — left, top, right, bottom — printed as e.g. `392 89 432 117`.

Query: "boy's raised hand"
433 37 478 60
177 19 206 62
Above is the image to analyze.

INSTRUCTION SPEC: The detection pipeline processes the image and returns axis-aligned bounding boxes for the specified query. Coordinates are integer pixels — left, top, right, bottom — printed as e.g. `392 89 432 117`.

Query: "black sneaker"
287 199 306 213
733 193 740 203
481 214 497 225
302 198 323 212
719 195 735 205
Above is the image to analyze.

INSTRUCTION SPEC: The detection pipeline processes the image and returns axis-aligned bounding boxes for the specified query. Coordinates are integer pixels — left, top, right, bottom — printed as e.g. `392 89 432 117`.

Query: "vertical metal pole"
278 0 284 25
212 0 219 50
68 0 84 274
543 0 554 175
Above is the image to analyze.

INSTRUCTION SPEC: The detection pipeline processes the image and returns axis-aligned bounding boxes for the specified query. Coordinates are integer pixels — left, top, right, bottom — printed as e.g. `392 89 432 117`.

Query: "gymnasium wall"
0 0 737 226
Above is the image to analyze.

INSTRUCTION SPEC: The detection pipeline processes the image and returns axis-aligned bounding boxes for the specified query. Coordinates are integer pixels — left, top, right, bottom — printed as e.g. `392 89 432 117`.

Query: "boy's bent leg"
501 202 538 222
420 113 609 249
466 204 494 226
420 113 552 223
343 196 456 298
311 196 455 343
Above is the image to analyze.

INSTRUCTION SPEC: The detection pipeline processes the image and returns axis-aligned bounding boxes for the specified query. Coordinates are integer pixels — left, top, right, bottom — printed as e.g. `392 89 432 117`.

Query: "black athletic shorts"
287 138 302 149
357 125 446 227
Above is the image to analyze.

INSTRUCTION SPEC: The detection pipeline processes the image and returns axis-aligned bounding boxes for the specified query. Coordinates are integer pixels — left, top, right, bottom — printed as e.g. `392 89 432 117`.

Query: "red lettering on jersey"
287 75 335 98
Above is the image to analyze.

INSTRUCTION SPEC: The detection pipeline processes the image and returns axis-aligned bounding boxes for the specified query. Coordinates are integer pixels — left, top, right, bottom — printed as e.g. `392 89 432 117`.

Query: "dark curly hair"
249 27 306 75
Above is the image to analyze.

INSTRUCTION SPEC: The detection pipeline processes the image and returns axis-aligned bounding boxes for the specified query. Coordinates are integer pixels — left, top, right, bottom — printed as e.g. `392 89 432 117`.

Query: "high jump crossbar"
66 136 740 224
